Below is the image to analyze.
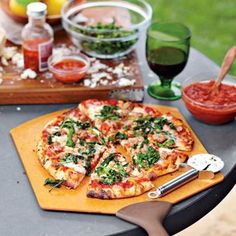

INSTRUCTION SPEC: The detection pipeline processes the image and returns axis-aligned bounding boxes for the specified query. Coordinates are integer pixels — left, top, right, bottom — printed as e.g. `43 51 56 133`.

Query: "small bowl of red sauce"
48 52 90 83
182 73 236 125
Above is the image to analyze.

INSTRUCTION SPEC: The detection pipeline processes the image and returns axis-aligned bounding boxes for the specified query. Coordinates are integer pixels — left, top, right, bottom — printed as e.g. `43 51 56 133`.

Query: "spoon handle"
214 46 236 91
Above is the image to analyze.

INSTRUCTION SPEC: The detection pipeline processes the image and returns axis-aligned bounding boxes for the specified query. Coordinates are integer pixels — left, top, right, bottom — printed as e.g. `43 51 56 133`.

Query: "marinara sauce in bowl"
48 52 90 83
182 73 236 124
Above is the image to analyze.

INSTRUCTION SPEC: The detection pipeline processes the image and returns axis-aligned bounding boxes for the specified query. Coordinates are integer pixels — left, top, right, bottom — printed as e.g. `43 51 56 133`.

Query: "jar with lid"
22 2 53 72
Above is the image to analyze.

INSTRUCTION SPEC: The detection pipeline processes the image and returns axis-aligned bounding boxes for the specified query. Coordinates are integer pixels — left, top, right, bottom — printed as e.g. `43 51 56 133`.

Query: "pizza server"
148 153 224 199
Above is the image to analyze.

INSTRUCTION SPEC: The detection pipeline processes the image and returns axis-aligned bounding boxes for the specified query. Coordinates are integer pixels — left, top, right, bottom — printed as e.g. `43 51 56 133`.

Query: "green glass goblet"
146 22 191 100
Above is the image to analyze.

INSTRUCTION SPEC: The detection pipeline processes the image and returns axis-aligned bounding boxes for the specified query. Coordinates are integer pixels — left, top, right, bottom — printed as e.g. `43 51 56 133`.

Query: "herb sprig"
60 119 90 148
44 178 64 192
95 154 128 185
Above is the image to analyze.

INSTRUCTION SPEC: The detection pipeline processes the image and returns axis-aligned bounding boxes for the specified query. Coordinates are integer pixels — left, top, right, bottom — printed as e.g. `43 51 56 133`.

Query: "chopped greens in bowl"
62 0 152 59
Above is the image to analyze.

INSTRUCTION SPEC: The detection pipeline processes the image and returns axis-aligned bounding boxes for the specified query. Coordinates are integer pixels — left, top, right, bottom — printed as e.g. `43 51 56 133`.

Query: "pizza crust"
87 179 154 199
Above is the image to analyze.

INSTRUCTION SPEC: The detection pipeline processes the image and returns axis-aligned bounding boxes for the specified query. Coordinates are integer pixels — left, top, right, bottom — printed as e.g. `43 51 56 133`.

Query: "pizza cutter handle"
148 168 199 199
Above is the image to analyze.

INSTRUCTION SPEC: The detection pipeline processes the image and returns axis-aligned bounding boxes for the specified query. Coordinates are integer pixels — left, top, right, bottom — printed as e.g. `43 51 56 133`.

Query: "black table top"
0 47 235 236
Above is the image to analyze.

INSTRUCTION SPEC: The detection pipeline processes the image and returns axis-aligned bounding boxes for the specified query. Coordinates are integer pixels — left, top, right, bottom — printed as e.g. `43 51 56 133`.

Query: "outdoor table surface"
0 44 235 236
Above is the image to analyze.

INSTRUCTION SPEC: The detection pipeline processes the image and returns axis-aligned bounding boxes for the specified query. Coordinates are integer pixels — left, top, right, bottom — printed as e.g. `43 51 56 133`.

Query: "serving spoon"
212 46 236 94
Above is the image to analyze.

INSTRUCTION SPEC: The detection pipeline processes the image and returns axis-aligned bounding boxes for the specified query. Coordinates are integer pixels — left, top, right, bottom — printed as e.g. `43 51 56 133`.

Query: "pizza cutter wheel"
148 154 224 199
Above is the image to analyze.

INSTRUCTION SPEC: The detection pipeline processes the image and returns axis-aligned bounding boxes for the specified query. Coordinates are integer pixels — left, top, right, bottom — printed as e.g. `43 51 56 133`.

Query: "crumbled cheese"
132 107 145 113
106 74 112 80
123 66 130 73
113 65 124 77
3 47 17 60
64 146 80 156
1 57 8 66
11 53 24 68
87 60 108 74
46 126 60 134
91 72 110 81
44 159 52 170
0 66 3 72
55 170 66 180
118 62 124 68
83 79 91 87
52 135 67 145
107 67 113 72
90 82 97 88
63 163 86 174
20 69 37 80
0 77 2 85
89 104 103 119
131 168 141 177
83 57 134 88
159 147 172 155
118 78 135 87
100 80 109 86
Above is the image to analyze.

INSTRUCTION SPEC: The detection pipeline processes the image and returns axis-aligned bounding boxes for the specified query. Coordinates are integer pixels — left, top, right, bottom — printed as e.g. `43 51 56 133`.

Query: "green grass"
147 0 236 76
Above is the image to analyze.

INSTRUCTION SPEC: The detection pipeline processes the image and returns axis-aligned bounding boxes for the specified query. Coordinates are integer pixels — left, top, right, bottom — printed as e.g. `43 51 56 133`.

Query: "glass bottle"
22 2 53 72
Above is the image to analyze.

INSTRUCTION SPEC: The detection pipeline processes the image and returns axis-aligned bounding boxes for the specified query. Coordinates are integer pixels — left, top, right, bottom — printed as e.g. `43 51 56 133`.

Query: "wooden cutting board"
10 105 224 214
0 30 144 105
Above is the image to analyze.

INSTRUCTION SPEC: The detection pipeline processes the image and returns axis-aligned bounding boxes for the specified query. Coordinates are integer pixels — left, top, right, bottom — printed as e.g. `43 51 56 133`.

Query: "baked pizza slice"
37 108 106 189
79 99 127 137
121 113 194 152
120 137 187 180
87 147 154 199
94 103 162 144
126 103 162 120
159 113 194 151
131 143 188 180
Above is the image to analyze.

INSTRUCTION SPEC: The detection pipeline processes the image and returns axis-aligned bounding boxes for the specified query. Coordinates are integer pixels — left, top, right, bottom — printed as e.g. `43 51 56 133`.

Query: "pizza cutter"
148 154 224 199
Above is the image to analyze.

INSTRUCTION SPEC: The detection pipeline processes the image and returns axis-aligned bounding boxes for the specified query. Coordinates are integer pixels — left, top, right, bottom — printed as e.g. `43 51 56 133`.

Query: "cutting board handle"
116 201 172 236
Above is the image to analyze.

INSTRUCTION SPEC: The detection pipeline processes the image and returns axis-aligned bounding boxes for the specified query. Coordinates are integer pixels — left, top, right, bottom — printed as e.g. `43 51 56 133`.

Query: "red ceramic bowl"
182 73 236 125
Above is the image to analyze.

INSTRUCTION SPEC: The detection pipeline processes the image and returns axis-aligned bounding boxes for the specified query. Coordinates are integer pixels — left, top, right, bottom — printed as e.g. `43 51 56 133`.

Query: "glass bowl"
48 51 90 83
182 73 236 125
62 0 152 59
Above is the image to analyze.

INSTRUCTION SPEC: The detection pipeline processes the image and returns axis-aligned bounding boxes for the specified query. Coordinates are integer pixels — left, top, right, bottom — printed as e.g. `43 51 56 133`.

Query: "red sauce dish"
182 74 236 125
48 52 90 83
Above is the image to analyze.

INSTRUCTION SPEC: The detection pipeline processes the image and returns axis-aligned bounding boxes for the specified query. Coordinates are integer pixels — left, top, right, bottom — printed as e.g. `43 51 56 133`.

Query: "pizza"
87 147 154 199
37 99 194 199
37 108 106 189
79 99 129 138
